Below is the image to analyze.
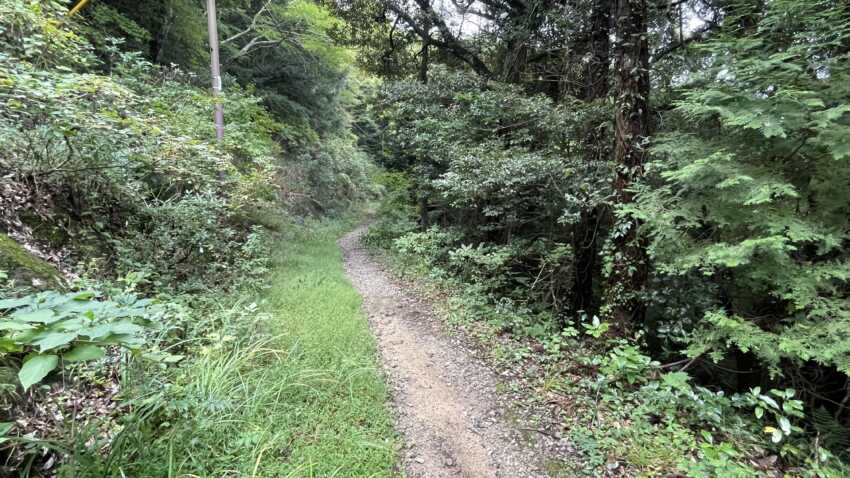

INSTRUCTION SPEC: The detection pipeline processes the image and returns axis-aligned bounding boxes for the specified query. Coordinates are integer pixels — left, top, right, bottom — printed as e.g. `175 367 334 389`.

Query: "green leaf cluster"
1 290 159 389
370 68 613 313
0 0 285 288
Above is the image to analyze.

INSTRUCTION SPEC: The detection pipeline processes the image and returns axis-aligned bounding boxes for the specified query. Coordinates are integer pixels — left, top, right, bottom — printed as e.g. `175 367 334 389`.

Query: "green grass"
73 220 398 477
248 221 398 477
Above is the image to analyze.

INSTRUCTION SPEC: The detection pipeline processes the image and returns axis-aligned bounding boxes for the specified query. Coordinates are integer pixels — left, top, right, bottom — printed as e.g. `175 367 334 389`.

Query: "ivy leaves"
0 290 157 390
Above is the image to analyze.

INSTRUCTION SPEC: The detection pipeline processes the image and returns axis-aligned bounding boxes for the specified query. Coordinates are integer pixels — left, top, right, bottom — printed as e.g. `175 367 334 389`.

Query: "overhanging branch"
388 0 493 77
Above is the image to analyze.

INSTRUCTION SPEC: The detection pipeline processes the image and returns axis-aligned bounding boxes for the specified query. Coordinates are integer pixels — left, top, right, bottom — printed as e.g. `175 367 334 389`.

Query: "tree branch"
651 21 718 62
221 0 274 46
389 0 493 77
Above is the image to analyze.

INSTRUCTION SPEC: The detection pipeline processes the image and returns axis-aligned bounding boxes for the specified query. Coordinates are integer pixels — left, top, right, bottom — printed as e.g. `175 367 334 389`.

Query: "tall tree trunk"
501 29 529 83
584 0 613 99
606 0 650 331
418 40 430 83
569 0 612 319
418 13 431 83
153 0 175 64
419 194 430 229
418 25 431 228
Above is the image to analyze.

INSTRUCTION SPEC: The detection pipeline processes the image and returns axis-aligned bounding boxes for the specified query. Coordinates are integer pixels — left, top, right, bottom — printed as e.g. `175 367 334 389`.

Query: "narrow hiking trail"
340 226 552 478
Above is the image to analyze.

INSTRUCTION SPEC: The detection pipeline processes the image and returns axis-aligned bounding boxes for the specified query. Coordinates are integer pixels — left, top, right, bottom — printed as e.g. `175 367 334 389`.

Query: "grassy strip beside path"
252 221 398 476
95 221 398 477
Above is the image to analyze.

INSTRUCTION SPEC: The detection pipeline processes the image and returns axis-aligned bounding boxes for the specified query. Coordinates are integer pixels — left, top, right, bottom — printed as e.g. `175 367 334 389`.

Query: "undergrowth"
364 210 850 477
59 219 398 477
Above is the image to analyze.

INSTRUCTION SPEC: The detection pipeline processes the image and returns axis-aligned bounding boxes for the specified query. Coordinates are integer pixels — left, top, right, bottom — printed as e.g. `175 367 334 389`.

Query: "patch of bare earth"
340 226 569 478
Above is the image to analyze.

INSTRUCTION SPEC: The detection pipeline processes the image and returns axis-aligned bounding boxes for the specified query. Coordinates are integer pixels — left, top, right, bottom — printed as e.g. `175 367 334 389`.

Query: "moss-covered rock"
0 234 62 288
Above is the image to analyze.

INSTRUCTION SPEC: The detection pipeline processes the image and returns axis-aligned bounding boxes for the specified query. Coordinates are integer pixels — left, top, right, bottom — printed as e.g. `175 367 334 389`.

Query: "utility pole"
206 0 225 140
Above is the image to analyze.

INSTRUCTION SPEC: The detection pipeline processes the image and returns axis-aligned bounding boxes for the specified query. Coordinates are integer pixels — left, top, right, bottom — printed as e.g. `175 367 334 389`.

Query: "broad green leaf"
0 422 12 444
143 351 184 363
80 324 112 339
0 298 31 309
0 321 34 331
100 334 144 347
163 354 184 363
661 372 690 391
63 344 105 362
109 322 143 335
72 291 95 301
778 416 791 435
56 318 86 332
759 394 780 410
0 338 22 353
19 354 58 390
56 301 99 315
13 309 58 323
32 332 77 352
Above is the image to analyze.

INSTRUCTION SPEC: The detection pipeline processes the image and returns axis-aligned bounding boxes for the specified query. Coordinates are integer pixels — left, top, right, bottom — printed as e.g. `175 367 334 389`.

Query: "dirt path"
340 226 550 478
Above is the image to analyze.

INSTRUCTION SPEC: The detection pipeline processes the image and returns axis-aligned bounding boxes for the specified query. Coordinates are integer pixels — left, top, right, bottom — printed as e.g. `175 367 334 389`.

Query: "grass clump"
68 220 398 477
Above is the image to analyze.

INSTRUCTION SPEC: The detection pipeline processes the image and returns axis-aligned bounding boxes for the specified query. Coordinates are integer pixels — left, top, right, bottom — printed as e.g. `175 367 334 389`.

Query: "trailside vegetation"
0 0 387 475
359 0 850 475
2 0 850 476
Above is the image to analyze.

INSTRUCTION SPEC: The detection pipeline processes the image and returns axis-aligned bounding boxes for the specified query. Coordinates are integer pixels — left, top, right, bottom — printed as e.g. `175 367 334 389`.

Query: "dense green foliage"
0 0 386 474
635 0 850 378
358 0 850 474
368 67 610 317
1 0 279 289
2 0 850 475
69 221 396 477
0 291 161 390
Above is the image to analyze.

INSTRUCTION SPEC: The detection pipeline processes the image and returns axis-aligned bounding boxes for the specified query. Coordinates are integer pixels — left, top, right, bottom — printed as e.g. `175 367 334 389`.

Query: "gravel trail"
340 226 550 478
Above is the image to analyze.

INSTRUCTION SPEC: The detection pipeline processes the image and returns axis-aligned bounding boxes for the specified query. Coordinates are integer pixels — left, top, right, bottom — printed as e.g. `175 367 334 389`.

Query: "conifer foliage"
634 0 850 376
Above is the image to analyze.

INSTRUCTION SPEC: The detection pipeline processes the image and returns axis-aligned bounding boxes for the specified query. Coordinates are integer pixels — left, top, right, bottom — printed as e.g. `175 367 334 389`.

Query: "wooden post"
68 0 91 17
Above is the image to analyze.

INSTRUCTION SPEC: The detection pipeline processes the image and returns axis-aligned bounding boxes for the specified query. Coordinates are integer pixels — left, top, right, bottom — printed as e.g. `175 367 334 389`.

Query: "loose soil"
340 226 561 478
